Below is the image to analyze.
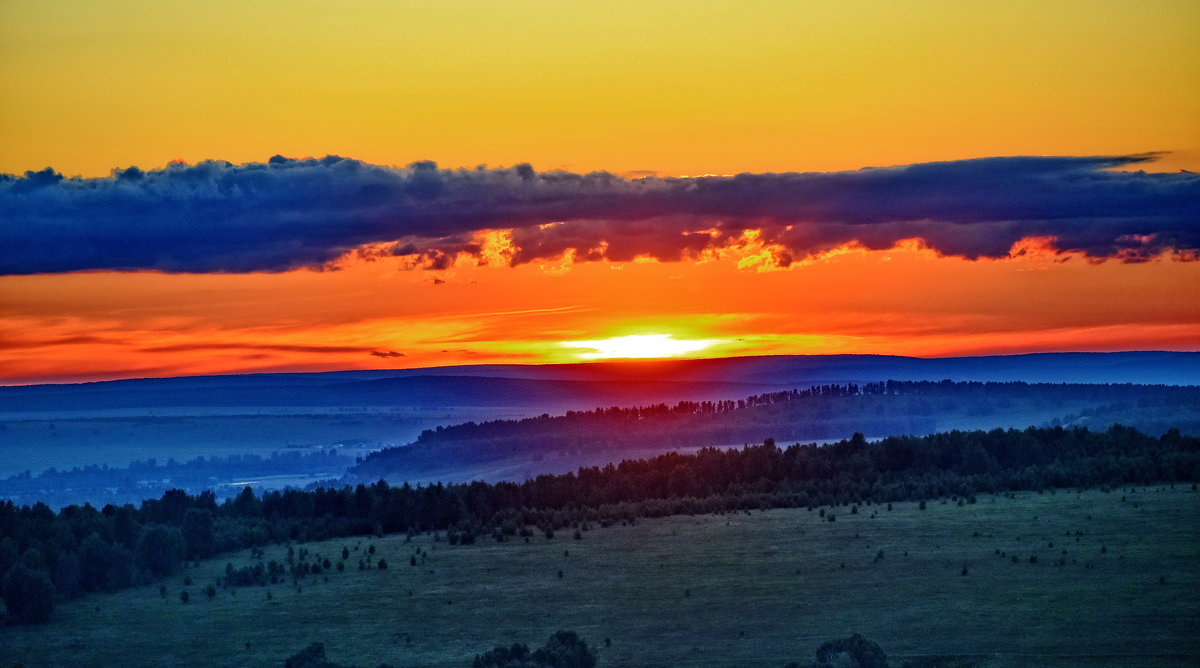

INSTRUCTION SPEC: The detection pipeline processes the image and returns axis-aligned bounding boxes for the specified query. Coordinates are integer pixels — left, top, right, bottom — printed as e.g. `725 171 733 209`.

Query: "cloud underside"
1 154 1196 274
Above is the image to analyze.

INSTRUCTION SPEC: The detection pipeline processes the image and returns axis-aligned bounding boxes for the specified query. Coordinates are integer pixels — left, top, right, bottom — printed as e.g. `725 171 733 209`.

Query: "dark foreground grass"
2 486 1197 667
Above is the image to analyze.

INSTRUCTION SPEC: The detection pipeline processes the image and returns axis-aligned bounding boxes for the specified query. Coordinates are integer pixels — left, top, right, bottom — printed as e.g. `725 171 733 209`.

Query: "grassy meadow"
1 486 1197 667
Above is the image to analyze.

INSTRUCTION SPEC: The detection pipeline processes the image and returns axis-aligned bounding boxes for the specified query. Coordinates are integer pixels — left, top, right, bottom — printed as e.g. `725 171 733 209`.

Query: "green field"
2 487 1197 667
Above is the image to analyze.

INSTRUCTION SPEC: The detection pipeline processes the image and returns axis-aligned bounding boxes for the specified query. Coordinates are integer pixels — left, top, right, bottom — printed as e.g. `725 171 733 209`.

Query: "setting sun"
560 334 724 360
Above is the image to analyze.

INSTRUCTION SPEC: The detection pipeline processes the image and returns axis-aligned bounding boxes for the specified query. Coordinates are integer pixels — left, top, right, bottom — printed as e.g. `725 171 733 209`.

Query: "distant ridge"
1 352 1197 414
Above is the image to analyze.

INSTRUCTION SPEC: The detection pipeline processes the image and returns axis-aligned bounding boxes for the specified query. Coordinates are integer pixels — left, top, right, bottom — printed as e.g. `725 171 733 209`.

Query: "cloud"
139 342 375 354
0 335 116 350
1 153 1196 274
369 350 405 358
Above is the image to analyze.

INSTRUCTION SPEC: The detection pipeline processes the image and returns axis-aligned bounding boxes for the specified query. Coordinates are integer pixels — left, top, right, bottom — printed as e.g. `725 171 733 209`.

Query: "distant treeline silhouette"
2 423 1198 624
0 450 354 509
352 380 1200 478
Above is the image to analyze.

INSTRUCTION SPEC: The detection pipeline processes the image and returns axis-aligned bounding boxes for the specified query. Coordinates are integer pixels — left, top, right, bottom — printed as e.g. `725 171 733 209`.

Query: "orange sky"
3 239 1197 384
1 1 1198 384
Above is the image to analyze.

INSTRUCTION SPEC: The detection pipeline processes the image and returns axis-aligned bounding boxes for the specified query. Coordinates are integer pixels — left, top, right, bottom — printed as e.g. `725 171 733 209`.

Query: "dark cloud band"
1 153 1196 274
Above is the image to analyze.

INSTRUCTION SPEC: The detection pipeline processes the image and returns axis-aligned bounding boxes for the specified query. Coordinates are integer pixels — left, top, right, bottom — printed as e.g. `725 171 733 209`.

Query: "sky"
1 0 1198 384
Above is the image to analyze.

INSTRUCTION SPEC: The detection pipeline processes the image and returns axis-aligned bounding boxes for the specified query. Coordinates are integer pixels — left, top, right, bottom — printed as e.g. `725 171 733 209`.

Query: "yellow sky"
3 1 1198 177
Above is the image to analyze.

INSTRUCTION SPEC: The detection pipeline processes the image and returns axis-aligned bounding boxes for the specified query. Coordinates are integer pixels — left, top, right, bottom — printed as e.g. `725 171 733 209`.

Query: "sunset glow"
561 334 726 361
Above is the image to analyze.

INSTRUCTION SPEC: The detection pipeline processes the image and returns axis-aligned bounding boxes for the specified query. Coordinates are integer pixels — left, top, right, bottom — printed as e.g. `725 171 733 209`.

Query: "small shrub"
284 642 334 668
790 633 887 668
1 564 55 624
473 630 597 668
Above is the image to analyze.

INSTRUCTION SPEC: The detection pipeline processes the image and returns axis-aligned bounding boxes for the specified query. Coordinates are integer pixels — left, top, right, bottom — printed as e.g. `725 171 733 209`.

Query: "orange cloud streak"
1 240 1197 384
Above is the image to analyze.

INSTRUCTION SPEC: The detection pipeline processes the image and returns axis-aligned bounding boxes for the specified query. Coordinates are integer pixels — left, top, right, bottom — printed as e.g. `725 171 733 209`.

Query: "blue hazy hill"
2 352 1197 414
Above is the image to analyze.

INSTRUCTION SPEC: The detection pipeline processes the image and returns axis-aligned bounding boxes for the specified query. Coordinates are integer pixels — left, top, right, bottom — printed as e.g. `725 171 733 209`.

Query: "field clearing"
2 487 1197 667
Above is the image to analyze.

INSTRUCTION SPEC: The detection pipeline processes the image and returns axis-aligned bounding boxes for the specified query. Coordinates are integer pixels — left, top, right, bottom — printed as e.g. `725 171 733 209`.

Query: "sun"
560 334 723 360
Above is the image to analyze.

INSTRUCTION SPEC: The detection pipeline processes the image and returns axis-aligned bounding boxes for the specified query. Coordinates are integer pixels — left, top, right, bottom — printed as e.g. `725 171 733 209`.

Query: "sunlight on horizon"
560 334 725 360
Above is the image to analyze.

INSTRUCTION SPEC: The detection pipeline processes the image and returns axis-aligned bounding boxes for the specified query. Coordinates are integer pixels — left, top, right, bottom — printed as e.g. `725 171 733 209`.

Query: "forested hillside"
3 424 1198 624
352 381 1200 481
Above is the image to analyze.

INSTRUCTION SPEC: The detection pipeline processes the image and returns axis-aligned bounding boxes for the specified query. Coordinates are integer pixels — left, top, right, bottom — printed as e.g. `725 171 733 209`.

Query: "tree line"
3 423 1199 624
285 629 881 668
352 380 1200 479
